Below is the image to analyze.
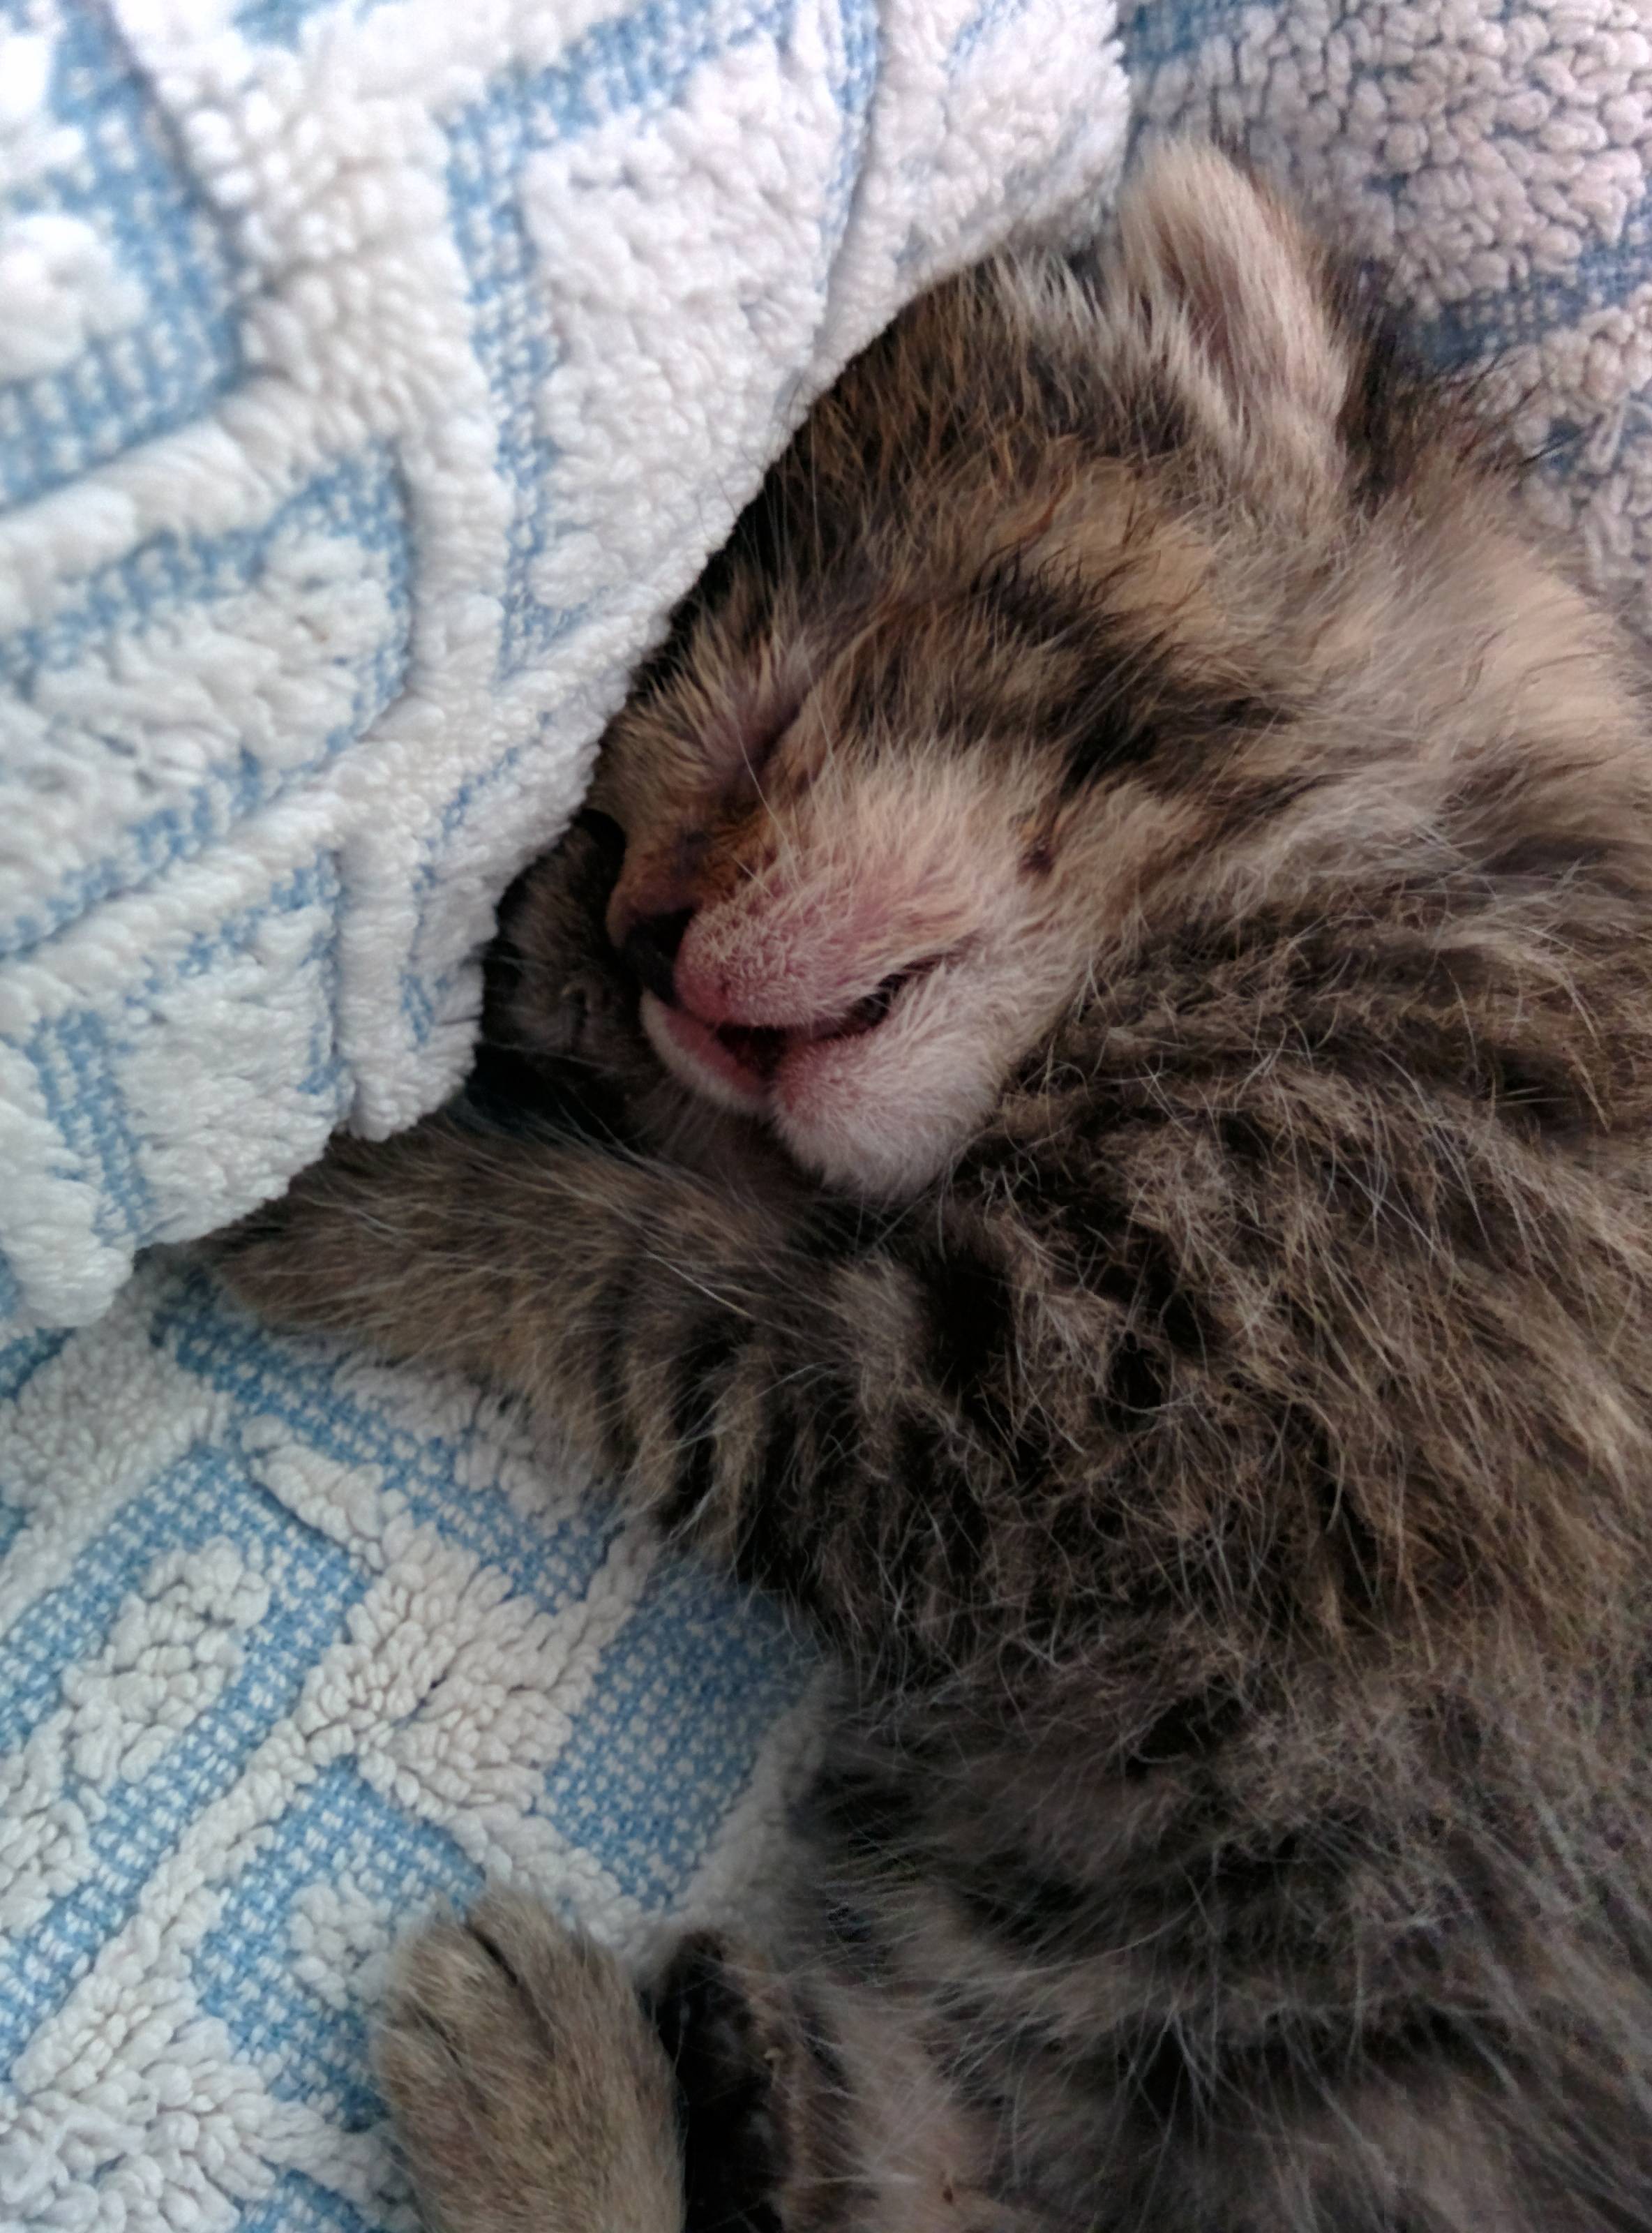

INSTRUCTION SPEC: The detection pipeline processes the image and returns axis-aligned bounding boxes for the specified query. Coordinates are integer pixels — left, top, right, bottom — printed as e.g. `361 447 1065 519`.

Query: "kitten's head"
571 144 1632 1197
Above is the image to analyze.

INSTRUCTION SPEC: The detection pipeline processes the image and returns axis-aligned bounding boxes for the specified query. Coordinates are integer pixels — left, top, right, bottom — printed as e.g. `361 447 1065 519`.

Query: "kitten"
219 143 1652 2232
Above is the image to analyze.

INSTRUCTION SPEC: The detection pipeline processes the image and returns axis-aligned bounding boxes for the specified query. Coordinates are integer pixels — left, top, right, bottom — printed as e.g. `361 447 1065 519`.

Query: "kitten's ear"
1109 142 1353 484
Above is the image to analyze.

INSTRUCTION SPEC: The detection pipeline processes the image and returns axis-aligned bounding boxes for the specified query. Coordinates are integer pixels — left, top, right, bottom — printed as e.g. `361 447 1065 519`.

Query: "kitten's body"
223 147 1652 2230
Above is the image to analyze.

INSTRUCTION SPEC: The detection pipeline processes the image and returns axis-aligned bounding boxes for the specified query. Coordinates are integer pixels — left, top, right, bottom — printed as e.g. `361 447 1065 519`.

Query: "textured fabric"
0 0 1129 1337
1122 0 1652 625
0 1261 819 2228
6 0 1652 2227
0 3 1125 2224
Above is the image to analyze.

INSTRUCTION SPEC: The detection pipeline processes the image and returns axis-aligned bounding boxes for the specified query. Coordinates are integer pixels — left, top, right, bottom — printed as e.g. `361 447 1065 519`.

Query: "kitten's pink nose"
620 907 693 1006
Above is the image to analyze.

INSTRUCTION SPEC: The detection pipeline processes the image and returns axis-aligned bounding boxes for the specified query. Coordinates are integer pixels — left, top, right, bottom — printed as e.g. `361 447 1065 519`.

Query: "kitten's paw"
652 1930 813 2229
377 1894 682 2233
206 1124 465 1344
487 814 652 1086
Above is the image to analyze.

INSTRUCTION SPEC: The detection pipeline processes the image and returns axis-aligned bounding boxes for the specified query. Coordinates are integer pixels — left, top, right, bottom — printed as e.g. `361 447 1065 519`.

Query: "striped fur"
220 145 1652 2232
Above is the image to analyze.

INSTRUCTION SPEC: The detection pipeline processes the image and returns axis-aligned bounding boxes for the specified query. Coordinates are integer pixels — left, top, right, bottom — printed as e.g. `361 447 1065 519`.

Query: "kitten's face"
596 567 1120 1197
569 147 1602 1198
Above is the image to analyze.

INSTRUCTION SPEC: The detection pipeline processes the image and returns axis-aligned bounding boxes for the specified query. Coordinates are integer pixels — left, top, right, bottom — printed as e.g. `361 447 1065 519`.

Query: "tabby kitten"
220 144 1652 2232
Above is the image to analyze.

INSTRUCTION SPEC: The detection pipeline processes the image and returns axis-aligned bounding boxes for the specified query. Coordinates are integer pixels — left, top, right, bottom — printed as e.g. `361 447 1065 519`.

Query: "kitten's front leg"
213 1116 792 1539
377 1895 682 2233
215 1113 994 1638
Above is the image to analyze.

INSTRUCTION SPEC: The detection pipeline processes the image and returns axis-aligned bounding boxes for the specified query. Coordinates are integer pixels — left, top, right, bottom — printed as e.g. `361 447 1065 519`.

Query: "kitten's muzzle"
613 857 960 1134
619 893 934 1050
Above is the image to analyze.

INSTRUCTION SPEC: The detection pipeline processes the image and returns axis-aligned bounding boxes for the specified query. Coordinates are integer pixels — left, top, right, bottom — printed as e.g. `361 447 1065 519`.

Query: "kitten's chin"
640 988 985 1198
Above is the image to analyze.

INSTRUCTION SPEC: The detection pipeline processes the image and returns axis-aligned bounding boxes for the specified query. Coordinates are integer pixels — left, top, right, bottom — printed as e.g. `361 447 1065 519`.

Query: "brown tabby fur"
218 145 1652 2232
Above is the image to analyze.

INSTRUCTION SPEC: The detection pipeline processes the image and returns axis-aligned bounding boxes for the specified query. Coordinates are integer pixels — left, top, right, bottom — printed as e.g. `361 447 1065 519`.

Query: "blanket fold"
0 0 1129 1336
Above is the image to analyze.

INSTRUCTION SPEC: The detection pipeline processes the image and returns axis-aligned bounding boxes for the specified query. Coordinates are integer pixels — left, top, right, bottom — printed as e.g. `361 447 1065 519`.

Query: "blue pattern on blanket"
0 446 410 957
15 856 350 1260
1121 0 1652 382
444 0 878 680
0 0 243 512
0 1262 809 2226
195 1765 488 2132
0 1448 370 2070
0 0 952 1344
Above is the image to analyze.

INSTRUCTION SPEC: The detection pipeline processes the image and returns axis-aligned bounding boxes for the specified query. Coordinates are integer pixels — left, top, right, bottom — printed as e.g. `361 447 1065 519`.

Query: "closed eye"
707 688 804 793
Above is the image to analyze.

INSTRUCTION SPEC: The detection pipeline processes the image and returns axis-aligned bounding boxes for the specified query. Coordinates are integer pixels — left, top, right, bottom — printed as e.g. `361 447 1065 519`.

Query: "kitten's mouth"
716 969 911 1073
639 962 938 1114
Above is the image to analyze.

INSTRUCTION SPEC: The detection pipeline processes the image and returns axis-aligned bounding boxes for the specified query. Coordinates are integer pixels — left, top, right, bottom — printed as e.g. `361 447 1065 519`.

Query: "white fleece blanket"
0 3 1128 2226
3 0 1652 2226
0 0 1128 1334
